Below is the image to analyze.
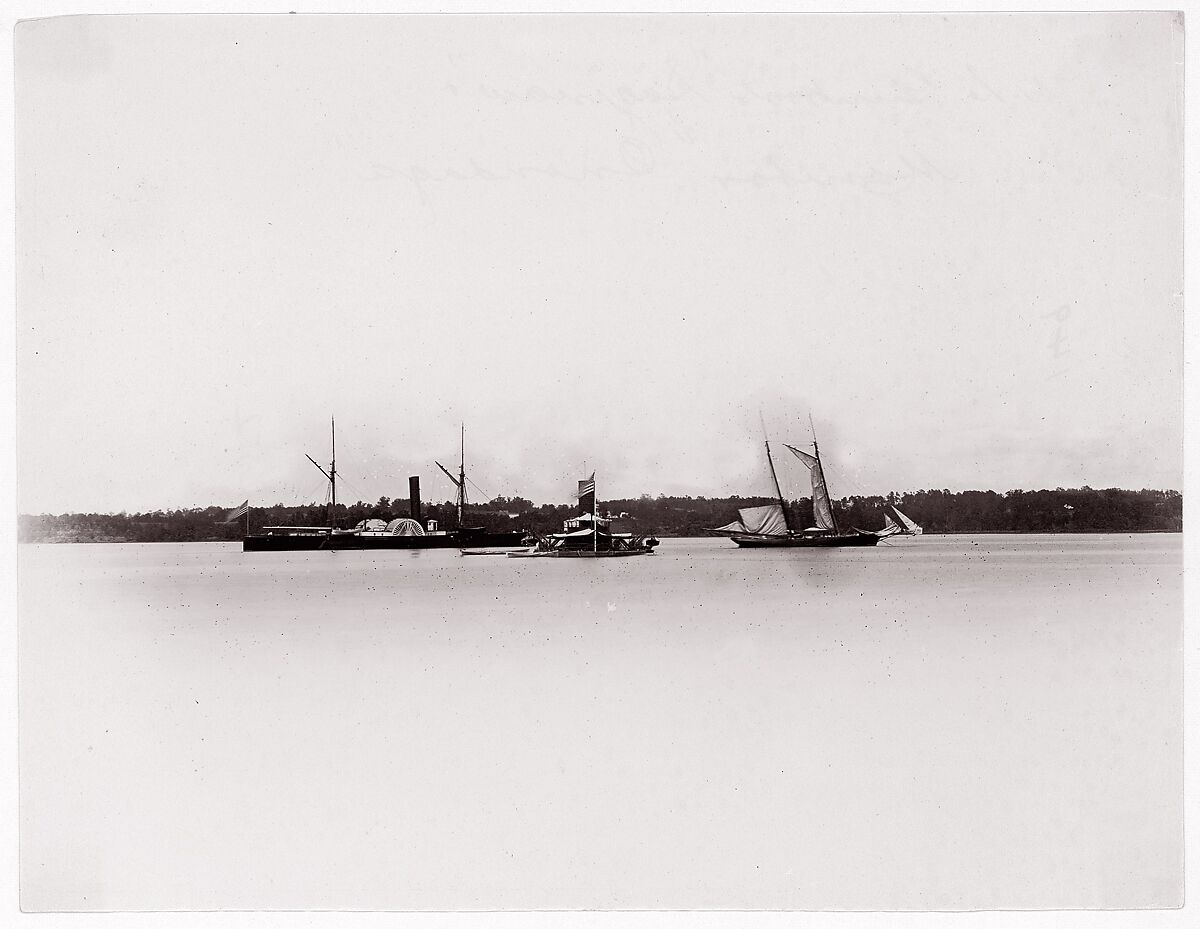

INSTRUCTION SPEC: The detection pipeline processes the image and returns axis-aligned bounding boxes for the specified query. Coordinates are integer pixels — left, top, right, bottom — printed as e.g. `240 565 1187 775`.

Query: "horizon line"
17 484 1184 518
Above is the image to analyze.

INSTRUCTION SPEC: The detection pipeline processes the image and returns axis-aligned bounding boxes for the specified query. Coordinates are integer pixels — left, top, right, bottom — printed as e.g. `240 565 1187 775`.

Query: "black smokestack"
409 476 422 521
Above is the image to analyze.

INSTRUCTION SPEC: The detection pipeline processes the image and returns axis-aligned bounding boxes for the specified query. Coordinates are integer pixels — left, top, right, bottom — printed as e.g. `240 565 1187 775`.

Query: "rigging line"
316 434 382 496
338 469 373 490
334 474 370 504
465 476 490 500
301 476 328 506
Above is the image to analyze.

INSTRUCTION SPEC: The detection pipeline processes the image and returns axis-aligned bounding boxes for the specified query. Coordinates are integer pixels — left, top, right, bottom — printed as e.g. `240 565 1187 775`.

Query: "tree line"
18 487 1182 542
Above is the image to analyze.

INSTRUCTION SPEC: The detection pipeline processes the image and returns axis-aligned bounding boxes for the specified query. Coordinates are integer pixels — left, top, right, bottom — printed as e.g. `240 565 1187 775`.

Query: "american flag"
577 473 596 498
223 500 250 523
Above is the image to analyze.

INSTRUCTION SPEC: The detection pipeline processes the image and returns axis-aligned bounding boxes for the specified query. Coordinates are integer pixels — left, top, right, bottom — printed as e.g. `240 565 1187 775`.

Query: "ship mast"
761 412 792 534
330 417 337 531
810 414 839 536
765 438 792 533
458 423 466 528
435 424 468 529
304 416 338 533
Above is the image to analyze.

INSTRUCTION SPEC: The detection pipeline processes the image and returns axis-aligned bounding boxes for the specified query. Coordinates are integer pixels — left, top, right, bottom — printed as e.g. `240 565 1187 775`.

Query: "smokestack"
409 476 422 521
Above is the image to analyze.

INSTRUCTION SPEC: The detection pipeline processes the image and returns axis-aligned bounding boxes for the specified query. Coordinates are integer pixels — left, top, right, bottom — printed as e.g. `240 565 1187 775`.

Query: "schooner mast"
764 437 793 534
810 440 839 536
808 414 839 535
783 414 839 535
759 412 792 534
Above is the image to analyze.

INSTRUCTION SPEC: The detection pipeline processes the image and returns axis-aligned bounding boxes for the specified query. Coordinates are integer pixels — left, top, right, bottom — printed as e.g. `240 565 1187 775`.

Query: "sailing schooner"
711 430 882 548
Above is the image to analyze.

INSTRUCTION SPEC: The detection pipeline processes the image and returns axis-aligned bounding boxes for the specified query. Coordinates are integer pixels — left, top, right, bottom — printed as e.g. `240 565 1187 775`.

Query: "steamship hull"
242 528 528 552
240 463 528 552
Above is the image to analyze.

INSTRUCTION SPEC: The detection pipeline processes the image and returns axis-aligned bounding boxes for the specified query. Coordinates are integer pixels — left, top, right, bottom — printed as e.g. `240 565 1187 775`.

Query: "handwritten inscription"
1043 303 1073 379
368 138 655 201
365 62 1006 200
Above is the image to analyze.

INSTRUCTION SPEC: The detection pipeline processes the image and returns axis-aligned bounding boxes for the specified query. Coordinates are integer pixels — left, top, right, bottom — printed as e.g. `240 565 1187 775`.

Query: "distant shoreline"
18 528 1183 544
18 487 1183 543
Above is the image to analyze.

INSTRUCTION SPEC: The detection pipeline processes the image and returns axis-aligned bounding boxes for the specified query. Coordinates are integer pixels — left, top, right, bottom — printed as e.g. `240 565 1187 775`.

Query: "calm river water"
18 534 1182 911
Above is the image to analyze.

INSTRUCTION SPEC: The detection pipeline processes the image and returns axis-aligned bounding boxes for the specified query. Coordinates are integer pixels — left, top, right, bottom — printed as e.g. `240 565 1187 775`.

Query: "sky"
14 12 1184 513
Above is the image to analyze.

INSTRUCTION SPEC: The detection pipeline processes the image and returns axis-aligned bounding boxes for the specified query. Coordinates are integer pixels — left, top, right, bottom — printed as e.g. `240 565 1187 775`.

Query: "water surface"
19 534 1183 910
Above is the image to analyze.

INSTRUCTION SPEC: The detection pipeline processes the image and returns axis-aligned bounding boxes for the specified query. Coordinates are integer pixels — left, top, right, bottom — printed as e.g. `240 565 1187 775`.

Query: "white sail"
738 504 788 536
709 503 788 536
785 445 835 531
883 513 901 531
890 506 923 535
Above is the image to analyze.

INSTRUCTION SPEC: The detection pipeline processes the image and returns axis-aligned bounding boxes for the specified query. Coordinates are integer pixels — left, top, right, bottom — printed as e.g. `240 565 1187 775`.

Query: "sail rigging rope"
303 476 328 506
334 473 370 505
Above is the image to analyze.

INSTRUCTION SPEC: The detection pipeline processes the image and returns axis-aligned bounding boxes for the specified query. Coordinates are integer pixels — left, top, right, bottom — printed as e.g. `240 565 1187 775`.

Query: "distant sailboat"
880 504 923 537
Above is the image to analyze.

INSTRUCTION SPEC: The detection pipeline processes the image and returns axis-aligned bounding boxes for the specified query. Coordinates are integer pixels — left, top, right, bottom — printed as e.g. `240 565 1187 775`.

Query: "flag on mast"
576 473 596 519
223 500 250 523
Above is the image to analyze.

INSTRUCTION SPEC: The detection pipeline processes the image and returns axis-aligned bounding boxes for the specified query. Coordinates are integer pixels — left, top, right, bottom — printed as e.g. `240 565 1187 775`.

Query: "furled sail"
709 503 788 536
785 445 835 531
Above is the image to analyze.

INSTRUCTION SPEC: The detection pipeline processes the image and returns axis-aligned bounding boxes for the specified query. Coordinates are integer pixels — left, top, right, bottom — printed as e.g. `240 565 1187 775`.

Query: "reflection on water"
19 535 1183 911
